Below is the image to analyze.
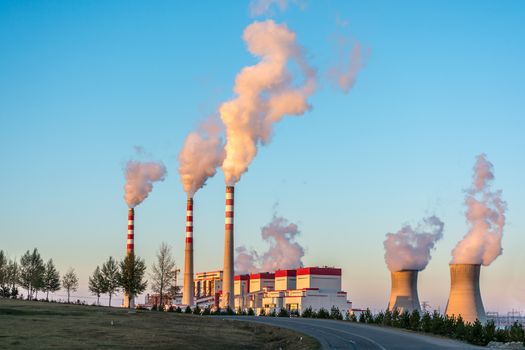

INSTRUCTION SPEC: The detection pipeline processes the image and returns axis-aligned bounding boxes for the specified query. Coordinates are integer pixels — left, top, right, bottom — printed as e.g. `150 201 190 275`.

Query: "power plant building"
210 267 352 314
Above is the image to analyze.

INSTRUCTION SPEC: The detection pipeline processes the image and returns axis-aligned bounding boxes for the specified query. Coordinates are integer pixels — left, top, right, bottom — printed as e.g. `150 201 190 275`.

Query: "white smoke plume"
451 154 507 265
328 39 367 94
124 160 167 208
384 216 444 272
220 20 316 185
178 118 226 198
235 214 305 274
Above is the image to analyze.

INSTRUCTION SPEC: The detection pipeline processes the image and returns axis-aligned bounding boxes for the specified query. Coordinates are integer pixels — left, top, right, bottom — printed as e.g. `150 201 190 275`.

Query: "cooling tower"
182 198 194 306
124 208 135 308
387 270 421 313
222 186 235 308
445 264 486 324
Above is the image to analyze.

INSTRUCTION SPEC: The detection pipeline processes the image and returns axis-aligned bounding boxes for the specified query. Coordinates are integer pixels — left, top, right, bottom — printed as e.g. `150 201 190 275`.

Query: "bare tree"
150 243 176 309
101 257 119 307
62 268 78 303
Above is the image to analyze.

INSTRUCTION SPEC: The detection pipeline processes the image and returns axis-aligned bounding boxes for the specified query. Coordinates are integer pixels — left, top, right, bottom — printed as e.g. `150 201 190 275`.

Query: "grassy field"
0 299 320 349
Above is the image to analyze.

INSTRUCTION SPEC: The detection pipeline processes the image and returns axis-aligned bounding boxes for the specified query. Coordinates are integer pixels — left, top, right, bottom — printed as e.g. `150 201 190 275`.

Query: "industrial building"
191 266 351 314
387 270 421 313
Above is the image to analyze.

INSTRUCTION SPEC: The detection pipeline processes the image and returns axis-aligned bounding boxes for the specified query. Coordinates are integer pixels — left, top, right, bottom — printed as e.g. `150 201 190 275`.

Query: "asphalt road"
229 316 483 350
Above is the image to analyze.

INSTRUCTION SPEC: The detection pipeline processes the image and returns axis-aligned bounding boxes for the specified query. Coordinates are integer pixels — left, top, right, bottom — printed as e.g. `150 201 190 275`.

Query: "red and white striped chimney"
222 186 235 308
127 208 134 255
182 197 194 306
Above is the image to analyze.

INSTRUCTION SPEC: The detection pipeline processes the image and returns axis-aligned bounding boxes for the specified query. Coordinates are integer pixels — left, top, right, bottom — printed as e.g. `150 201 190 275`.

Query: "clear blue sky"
1 1 524 311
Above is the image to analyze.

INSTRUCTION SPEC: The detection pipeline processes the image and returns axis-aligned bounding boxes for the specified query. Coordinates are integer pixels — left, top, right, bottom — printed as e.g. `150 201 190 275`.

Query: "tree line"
0 248 78 302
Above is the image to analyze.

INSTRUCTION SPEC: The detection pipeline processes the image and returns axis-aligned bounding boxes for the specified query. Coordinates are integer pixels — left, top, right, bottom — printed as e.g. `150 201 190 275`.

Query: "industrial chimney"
182 198 194 306
124 208 135 308
445 264 486 324
387 270 421 313
222 186 234 308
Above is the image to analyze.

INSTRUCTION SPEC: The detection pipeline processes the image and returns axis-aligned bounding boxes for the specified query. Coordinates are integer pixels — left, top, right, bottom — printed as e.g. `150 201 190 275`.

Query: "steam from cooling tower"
384 216 444 272
220 20 316 185
451 154 507 265
178 119 226 198
124 160 167 208
235 213 305 274
328 41 367 94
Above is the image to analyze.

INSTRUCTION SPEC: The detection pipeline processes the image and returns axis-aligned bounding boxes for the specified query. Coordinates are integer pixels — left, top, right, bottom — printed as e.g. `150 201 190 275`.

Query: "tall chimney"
387 270 421 313
124 208 135 308
222 186 235 308
182 197 194 306
445 264 486 324
127 208 134 254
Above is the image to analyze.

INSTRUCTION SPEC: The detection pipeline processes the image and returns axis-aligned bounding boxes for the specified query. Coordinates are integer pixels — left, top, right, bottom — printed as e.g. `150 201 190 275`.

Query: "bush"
363 308 374 324
184 306 192 314
467 319 485 345
247 308 255 316
166 305 174 312
193 306 201 315
301 307 313 318
409 310 421 331
483 320 496 343
202 306 211 315
430 311 445 335
175 306 182 313
358 312 366 323
225 306 235 316
509 321 525 343
317 308 330 319
259 308 266 316
454 315 466 340
421 312 432 332
347 312 357 322
330 306 343 320
374 311 384 324
278 308 289 317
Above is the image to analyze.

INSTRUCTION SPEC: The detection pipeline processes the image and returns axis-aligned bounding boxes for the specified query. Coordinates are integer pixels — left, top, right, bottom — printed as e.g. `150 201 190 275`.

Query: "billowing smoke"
384 216 444 272
220 20 316 185
235 214 305 274
178 119 225 198
328 40 367 94
124 160 167 208
451 154 507 265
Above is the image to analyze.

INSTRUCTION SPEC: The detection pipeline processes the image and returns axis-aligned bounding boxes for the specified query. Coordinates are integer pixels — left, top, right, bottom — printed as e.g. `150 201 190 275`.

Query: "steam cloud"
384 216 444 272
178 119 226 198
235 214 305 274
451 154 507 265
220 20 316 185
124 160 167 208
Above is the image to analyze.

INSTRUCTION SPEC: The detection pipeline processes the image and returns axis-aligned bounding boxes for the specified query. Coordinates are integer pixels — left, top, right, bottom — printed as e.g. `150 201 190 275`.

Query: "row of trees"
88 254 147 307
352 308 525 346
0 249 79 302
88 243 179 307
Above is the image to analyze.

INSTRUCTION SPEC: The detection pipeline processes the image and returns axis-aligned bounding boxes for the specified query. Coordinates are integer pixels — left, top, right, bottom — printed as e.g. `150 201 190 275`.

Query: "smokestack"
182 198 194 306
124 208 135 308
445 264 486 324
127 208 134 255
387 270 421 313
222 186 234 308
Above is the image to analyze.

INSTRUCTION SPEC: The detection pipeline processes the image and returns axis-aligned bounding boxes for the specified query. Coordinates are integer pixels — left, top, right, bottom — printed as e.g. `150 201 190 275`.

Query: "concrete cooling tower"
387 270 421 313
445 264 486 324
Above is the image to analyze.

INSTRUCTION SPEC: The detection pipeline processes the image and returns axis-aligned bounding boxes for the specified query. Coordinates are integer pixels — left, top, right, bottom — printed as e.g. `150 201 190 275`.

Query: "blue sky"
1 1 524 311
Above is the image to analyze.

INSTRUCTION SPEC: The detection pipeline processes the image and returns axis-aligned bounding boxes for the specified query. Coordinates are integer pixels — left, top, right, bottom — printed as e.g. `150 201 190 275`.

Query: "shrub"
374 311 384 325
301 307 313 318
454 315 466 340
509 321 525 343
409 310 421 331
363 308 374 324
382 310 392 326
278 308 289 317
247 308 255 316
259 308 266 316
202 306 211 315
483 320 496 344
268 309 277 317
193 306 201 315
175 306 182 313
330 307 343 320
358 312 366 323
225 306 235 316
317 308 330 319
184 306 192 314
430 311 445 335
151 304 158 311
347 312 357 322
467 319 485 345
421 312 432 332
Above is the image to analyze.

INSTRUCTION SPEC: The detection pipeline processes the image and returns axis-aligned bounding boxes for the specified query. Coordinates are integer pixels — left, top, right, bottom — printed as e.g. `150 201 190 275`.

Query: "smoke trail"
178 118 226 198
451 154 507 265
328 40 367 94
384 216 444 272
124 160 167 208
235 214 305 274
220 20 316 185
249 0 305 17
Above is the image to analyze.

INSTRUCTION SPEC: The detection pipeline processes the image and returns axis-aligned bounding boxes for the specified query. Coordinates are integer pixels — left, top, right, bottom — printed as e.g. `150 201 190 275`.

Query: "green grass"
0 299 319 349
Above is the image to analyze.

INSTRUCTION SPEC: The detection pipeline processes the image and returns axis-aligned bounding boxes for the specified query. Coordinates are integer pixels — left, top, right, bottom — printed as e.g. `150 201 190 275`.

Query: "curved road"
229 316 483 350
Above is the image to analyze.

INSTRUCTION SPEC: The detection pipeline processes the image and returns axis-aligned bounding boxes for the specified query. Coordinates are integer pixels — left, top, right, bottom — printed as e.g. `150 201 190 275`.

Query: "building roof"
234 274 250 281
250 272 275 280
275 269 297 277
296 267 342 276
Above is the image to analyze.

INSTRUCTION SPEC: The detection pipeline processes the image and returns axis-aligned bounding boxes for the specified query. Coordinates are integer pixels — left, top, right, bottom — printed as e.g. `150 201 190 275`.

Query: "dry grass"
0 299 319 349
